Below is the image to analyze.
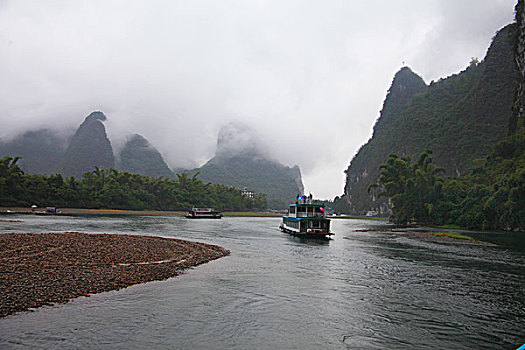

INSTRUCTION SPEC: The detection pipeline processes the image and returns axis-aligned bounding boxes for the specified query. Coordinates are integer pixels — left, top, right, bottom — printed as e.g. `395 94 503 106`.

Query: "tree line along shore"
368 142 524 232
0 157 267 213
0 207 283 217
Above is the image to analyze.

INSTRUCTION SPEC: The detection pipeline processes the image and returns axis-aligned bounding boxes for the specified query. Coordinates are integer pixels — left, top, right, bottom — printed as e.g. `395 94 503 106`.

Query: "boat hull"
279 222 333 239
185 208 223 219
185 215 222 219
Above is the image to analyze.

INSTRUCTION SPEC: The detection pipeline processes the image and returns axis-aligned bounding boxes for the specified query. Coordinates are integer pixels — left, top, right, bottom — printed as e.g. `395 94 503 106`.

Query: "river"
0 215 524 349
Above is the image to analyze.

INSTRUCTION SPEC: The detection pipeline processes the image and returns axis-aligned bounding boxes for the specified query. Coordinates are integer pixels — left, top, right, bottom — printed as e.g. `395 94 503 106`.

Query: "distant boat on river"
32 206 62 215
185 208 223 219
279 195 333 239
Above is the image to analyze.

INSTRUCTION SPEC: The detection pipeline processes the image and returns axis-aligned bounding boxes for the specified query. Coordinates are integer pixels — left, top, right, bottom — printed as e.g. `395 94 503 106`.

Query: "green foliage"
0 156 24 206
448 129 525 231
370 150 445 224
372 135 525 231
345 24 519 215
0 157 267 211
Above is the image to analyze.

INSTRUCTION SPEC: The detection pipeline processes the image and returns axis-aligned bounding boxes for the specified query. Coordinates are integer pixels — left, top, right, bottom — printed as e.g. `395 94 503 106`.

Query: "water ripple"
0 216 524 349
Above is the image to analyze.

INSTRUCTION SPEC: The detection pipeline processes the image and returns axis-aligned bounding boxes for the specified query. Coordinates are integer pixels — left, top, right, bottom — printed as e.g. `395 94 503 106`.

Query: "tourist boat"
279 195 333 239
33 207 62 215
185 208 223 219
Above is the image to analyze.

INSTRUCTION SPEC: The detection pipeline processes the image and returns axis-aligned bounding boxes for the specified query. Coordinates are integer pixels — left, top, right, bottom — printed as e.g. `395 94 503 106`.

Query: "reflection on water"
0 215 524 349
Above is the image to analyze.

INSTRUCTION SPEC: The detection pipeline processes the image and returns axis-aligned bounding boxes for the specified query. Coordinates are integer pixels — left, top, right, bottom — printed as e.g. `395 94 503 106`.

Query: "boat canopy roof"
289 203 324 208
283 216 330 221
191 208 216 212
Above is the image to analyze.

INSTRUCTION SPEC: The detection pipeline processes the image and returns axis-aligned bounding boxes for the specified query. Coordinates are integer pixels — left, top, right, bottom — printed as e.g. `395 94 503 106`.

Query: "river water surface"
0 215 524 349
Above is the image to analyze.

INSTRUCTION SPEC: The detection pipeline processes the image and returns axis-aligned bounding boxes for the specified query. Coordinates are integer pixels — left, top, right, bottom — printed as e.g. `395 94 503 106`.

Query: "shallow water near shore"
1 215 524 349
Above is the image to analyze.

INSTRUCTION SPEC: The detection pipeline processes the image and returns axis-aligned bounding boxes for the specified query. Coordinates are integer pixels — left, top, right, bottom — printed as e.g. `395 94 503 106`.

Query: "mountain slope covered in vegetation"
58 111 115 178
0 129 69 175
188 123 304 209
371 131 524 231
343 23 519 215
118 134 173 178
364 1 525 231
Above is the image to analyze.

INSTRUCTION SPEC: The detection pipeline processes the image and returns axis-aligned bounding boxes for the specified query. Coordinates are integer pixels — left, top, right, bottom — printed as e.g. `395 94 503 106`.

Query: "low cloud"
0 0 516 198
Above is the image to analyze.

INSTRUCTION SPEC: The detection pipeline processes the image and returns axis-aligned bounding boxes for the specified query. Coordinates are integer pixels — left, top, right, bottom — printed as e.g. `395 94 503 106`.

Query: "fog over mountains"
0 113 304 208
187 123 304 208
341 22 519 214
58 112 115 178
119 134 173 179
0 1 516 198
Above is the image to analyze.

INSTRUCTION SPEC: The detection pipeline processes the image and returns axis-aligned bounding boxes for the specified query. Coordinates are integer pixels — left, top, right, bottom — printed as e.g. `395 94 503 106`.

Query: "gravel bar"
0 232 230 318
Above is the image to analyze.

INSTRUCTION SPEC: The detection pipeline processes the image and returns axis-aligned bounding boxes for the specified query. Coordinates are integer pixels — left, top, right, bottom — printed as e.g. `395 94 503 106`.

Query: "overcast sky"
0 0 516 198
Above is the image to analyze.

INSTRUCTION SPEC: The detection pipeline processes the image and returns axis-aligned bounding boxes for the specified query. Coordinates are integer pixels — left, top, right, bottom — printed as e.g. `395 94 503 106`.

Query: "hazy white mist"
0 0 516 198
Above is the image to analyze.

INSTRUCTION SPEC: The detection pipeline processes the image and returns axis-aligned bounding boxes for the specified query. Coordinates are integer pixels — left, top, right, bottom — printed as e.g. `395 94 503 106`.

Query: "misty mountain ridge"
1 114 304 208
0 111 173 180
188 123 305 209
117 134 173 178
341 23 519 215
214 122 270 160
58 111 115 178
0 129 70 175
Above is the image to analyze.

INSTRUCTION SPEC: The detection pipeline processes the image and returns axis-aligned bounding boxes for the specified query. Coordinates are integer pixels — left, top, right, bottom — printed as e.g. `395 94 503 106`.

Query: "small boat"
185 208 223 219
33 207 62 215
279 195 334 239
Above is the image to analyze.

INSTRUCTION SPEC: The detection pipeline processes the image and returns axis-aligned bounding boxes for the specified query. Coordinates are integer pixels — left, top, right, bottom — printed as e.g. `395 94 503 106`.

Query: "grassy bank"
431 232 480 242
397 231 492 245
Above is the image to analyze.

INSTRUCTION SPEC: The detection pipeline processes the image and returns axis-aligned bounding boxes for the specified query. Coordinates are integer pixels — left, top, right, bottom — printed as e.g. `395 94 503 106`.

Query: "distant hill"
118 134 173 178
0 129 69 175
188 123 304 209
58 111 115 178
342 23 519 215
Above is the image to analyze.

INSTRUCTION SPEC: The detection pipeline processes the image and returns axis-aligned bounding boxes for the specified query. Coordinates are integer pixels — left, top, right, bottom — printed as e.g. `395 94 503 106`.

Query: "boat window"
297 207 306 213
289 206 296 214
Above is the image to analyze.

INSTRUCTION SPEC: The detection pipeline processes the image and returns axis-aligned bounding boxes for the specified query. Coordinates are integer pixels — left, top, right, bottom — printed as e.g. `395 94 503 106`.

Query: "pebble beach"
0 232 230 317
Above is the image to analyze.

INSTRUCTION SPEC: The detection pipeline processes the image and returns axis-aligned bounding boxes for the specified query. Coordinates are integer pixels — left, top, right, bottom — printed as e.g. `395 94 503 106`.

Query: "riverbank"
0 232 230 318
1 207 390 219
0 207 280 217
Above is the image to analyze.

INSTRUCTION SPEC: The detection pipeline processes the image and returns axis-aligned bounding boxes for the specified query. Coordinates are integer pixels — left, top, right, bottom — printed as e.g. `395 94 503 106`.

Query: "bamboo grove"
369 130 524 231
